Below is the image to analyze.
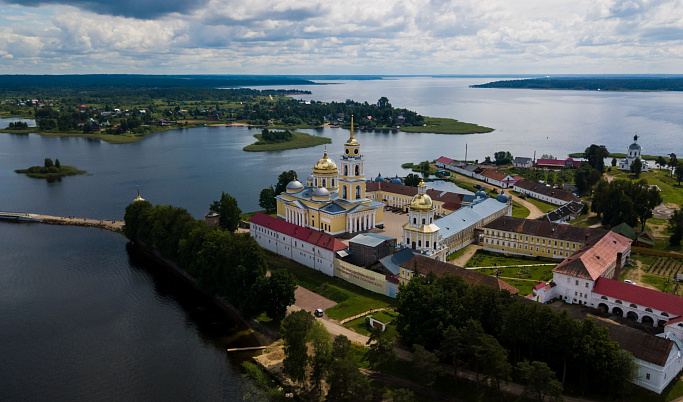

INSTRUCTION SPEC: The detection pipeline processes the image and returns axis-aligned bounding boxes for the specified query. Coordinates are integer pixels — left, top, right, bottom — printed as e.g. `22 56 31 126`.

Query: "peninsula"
243 129 331 152
471 76 683 91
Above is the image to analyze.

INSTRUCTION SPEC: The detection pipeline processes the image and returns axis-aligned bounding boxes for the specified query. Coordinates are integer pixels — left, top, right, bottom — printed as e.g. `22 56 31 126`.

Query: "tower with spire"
339 115 366 201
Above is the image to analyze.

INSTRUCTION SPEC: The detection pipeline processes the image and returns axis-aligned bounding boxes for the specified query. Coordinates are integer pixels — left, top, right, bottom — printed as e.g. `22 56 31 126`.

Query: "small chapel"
618 135 649 172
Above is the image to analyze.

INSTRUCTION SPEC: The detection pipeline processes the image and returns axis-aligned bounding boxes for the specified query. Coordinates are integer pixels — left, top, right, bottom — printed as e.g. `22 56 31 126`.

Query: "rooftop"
249 213 348 252
485 216 608 244
553 231 632 280
594 320 676 367
593 277 683 316
437 198 510 240
515 179 580 203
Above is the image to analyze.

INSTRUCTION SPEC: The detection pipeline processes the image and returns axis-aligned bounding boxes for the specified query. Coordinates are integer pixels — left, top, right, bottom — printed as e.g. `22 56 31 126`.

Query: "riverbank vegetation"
15 158 85 180
472 77 683 91
243 129 331 152
399 116 493 134
123 200 296 321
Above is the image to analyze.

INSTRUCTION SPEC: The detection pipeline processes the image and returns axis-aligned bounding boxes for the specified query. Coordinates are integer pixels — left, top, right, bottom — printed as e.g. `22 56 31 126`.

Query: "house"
537 201 584 223
514 157 533 168
249 213 347 276
535 158 582 169
595 320 683 394
436 156 454 168
478 169 516 188
611 222 656 248
513 179 580 206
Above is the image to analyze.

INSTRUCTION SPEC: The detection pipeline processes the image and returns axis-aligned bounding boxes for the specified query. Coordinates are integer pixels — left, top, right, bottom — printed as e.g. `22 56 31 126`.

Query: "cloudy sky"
1 0 682 74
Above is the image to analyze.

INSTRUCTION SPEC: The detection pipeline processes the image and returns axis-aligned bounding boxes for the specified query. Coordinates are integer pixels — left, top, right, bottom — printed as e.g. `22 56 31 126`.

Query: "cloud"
0 0 207 19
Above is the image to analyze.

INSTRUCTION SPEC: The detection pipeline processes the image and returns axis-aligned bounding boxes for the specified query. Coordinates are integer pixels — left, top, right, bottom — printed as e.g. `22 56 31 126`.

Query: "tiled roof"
379 248 418 275
536 159 566 166
594 320 675 367
553 232 631 280
533 282 546 290
480 169 509 182
484 216 608 244
593 277 683 316
514 180 580 203
249 213 348 252
436 156 454 165
538 201 584 222
366 182 463 207
399 255 519 294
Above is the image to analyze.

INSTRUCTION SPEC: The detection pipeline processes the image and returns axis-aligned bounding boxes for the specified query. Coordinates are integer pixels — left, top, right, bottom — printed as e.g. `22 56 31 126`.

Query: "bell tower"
339 116 366 201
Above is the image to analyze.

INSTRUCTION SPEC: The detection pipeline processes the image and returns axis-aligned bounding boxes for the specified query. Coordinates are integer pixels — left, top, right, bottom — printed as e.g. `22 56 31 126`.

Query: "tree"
331 334 353 360
656 156 667 170
591 179 661 228
282 310 314 386
210 191 242 231
611 157 617 167
478 333 512 397
583 144 609 171
54 158 61 168
411 344 441 386
484 156 492 164
404 173 421 187
377 96 391 108
274 170 298 195
258 186 276 213
308 321 332 398
669 153 678 176
676 162 683 185
541 154 555 160
44 158 54 168
516 361 564 402
364 326 396 377
630 157 642 178
123 200 153 241
667 209 683 246
326 356 371 402
258 269 296 321
494 151 513 166
440 325 465 380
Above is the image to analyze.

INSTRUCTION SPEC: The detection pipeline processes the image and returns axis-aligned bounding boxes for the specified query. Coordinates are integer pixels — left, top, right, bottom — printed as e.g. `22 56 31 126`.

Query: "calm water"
1 76 682 399
0 222 263 401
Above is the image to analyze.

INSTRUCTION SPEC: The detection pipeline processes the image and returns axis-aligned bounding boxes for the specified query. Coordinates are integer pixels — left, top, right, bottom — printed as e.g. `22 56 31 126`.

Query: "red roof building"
249 213 347 252
593 277 683 317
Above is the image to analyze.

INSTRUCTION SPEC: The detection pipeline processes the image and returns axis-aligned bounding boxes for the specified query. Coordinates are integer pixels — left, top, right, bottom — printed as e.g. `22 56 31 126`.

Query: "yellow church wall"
276 199 286 216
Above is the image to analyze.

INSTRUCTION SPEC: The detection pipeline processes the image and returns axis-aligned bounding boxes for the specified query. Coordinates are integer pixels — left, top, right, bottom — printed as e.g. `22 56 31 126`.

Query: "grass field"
344 310 398 338
464 249 555 268
606 169 683 207
517 194 557 214
511 201 530 218
399 117 494 134
264 252 396 320
242 131 331 152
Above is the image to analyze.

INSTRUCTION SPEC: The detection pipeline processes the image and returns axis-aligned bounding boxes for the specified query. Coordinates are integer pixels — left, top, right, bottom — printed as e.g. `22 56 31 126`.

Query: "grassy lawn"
464 250 556 268
626 375 683 402
606 169 683 208
265 252 397 320
448 177 480 193
446 244 474 262
571 213 602 227
519 195 557 214
243 131 331 152
474 265 556 296
641 274 682 295
254 312 282 333
344 310 399 338
511 201 530 218
399 116 494 134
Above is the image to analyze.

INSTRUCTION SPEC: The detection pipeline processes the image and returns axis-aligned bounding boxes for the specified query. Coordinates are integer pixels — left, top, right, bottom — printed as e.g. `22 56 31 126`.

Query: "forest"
471 77 683 91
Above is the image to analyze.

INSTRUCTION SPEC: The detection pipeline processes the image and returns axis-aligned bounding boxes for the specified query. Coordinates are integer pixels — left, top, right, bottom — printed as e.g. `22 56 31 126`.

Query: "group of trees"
258 170 296 213
493 151 514 166
281 310 373 401
123 198 296 320
209 191 242 231
668 209 683 246
6 121 28 129
258 129 293 144
591 179 662 229
396 273 638 398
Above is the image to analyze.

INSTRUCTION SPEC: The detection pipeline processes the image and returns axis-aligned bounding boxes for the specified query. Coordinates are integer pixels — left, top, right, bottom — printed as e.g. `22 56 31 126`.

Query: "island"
15 158 86 180
471 76 683 91
0 75 494 144
243 129 331 152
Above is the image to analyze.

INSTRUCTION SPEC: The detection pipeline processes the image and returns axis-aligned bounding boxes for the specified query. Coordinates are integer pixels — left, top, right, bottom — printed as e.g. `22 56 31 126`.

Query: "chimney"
613 252 623 280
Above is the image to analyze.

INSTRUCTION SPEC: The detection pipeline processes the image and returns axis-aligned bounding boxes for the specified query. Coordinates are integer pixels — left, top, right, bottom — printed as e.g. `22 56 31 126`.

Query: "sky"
0 0 682 75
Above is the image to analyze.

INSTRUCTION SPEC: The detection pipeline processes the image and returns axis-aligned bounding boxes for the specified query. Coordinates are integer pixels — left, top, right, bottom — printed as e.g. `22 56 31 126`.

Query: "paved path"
0 211 124 232
466 263 555 270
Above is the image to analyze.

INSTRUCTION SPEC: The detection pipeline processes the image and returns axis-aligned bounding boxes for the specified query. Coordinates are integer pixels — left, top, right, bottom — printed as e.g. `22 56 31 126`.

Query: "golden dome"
410 194 433 211
314 147 338 172
345 115 359 146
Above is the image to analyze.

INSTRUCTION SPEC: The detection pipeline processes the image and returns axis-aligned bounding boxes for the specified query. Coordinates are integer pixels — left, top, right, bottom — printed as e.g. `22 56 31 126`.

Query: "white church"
618 135 649 172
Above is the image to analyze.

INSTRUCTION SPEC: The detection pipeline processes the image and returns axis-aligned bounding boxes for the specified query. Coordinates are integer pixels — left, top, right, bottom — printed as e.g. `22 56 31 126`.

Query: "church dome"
392 175 402 184
496 191 509 203
410 193 433 211
375 173 385 182
476 189 487 198
286 180 304 193
312 186 331 200
629 143 642 150
313 149 338 173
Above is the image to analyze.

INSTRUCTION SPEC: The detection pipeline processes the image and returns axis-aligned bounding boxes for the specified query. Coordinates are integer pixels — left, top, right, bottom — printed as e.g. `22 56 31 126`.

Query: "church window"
315 179 318 186
413 218 417 224
434 243 437 250
575 280 579 285
430 218 432 223
418 240 421 247
646 373 650 381
342 186 347 199
355 165 360 175
322 179 326 187
332 179 335 187
601 296 607 300
536 247 539 251
630 304 637 308
585 283 588 288
645 308 653 312
422 218 425 225
615 300 622 304
355 185 361 199
426 241 429 248
662 312 669 317
354 149 359 155
344 166 348 175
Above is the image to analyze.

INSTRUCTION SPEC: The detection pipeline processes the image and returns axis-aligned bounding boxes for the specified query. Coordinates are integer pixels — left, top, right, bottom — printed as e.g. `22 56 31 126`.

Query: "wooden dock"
226 346 267 352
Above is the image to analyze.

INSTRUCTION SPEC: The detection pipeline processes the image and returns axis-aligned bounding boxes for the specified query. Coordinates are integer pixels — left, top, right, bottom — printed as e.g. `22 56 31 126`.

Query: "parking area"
292 286 337 319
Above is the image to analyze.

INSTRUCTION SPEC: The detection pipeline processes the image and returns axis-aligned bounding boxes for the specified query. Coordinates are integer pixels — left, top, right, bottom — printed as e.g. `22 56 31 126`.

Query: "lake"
1 76 682 399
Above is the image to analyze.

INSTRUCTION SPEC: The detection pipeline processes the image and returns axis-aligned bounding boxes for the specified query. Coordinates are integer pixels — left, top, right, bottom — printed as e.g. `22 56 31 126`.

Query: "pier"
0 211 124 232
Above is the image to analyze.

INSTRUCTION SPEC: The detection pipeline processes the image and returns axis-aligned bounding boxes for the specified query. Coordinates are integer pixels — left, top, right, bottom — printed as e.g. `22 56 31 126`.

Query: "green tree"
630 157 642 178
364 326 396 378
308 321 332 398
44 158 54 168
326 356 371 402
591 179 661 228
611 157 617 167
282 310 314 386
274 170 298 195
331 334 353 360
123 200 153 241
676 162 683 185
258 269 296 321
494 151 513 166
54 158 61 168
516 361 564 402
656 156 667 170
583 144 609 171
440 325 465 380
258 186 276 213
667 209 683 246
669 153 678 176
404 173 421 187
478 333 512 397
210 191 242 231
411 344 441 386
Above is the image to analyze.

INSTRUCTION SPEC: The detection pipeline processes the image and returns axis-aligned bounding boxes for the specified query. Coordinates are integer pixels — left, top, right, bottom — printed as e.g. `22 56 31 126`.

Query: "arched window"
601 296 608 300
645 308 653 312
430 217 433 223
418 240 421 247
615 300 622 304
342 186 347 199
322 179 326 187
422 218 425 225
355 185 361 199
413 218 416 224
315 179 318 186
662 312 669 317
630 304 638 309
426 241 429 248
355 165 360 176
344 166 348 176
332 179 335 187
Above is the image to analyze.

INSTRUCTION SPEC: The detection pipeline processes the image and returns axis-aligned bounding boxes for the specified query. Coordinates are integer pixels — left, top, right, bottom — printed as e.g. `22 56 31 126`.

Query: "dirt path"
30 213 124 232
448 244 481 266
